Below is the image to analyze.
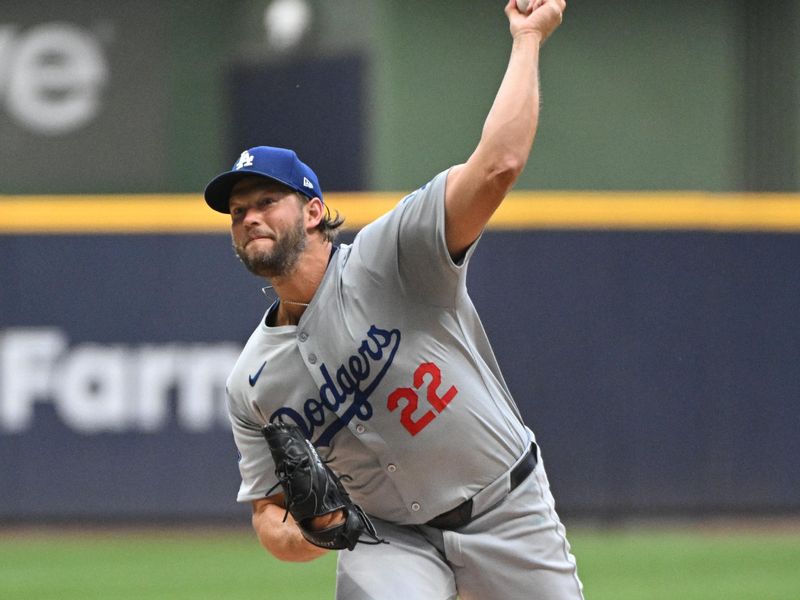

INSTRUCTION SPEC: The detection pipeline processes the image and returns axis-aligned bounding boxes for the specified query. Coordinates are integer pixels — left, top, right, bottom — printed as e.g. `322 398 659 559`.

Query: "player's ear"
304 196 325 229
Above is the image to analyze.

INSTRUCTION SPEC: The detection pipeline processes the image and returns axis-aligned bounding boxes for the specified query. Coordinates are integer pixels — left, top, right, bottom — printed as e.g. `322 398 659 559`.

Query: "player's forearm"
442 32 544 257
252 502 330 562
478 33 542 172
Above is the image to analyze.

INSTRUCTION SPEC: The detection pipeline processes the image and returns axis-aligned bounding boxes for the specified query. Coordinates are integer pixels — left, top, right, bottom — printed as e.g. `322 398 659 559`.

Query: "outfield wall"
1 193 799 520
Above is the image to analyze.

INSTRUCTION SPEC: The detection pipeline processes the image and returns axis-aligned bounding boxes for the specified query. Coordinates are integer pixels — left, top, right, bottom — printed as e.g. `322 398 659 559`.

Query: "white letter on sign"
0 329 66 432
56 345 127 433
177 345 240 432
6 23 109 135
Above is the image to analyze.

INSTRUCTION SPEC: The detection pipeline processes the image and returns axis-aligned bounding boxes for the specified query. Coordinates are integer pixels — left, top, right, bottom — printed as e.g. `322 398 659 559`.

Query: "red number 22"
387 362 458 436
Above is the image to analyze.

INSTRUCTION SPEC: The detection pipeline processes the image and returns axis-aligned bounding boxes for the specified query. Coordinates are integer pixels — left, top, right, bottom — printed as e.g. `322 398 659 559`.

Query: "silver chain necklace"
261 286 310 307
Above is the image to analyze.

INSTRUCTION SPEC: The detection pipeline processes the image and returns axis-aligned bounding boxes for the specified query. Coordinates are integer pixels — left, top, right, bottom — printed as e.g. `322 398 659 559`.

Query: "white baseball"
516 0 531 13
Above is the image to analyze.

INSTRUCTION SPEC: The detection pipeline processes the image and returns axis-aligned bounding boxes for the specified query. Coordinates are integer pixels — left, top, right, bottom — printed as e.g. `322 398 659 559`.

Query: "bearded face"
232 208 307 278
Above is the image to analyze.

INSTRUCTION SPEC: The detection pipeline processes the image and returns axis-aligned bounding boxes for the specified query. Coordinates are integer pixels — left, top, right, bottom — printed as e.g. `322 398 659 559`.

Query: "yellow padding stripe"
2 192 800 233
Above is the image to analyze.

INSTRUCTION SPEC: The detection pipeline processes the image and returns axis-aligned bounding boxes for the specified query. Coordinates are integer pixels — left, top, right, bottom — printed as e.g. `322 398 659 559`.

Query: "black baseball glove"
262 422 384 551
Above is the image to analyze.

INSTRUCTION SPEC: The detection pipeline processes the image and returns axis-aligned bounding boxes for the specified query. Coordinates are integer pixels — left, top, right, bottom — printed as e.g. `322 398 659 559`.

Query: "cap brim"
204 169 317 213
204 170 263 213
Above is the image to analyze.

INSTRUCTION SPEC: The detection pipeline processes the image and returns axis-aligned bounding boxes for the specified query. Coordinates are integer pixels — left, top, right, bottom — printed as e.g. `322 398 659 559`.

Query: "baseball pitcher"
203 1 581 598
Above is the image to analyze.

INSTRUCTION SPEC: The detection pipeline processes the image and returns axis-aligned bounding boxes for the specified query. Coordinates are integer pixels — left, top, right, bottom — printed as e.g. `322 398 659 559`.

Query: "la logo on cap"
303 177 314 189
235 150 254 170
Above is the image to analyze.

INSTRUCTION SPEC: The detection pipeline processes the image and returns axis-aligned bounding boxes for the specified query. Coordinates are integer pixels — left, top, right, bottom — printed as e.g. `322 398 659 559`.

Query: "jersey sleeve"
227 392 279 503
352 168 481 306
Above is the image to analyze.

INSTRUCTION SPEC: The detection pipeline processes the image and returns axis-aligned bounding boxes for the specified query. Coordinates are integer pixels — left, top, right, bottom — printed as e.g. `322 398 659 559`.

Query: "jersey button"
411 502 421 512
355 424 366 434
387 464 397 473
298 332 308 342
308 353 317 364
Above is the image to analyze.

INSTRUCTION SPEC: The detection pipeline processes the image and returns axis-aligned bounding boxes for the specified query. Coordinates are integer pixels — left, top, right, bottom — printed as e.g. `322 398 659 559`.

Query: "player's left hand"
262 422 383 551
506 0 566 44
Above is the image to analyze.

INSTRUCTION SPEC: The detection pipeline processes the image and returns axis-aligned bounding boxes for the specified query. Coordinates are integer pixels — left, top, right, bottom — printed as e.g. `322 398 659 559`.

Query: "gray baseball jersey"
227 169 532 524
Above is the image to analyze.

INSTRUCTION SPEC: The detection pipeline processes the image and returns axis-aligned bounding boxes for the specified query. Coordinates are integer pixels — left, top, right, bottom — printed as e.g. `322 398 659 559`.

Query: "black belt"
426 442 538 530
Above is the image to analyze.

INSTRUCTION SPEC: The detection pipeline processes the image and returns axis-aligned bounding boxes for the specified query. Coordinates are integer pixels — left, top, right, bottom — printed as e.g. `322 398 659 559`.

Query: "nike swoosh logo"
248 361 267 387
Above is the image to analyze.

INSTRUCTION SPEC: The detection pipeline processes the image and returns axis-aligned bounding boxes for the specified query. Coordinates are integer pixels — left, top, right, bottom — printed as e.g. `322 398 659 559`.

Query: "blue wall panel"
1 230 798 520
469 231 800 515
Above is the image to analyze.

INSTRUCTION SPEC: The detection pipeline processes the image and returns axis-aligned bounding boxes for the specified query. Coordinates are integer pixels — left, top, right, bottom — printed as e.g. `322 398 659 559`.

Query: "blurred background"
1 1 799 594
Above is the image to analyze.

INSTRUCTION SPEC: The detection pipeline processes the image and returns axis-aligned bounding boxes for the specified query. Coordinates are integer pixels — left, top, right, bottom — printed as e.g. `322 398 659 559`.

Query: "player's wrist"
511 30 544 46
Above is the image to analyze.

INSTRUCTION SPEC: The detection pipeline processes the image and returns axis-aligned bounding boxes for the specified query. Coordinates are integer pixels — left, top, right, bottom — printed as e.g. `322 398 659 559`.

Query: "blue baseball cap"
204 146 322 213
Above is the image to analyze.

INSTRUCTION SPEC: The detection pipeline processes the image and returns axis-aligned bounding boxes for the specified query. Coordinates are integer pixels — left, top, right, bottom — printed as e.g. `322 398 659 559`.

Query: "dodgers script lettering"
269 325 401 446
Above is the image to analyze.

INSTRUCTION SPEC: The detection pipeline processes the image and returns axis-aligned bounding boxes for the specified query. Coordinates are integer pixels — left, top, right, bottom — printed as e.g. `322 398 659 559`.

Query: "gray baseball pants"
335 447 584 600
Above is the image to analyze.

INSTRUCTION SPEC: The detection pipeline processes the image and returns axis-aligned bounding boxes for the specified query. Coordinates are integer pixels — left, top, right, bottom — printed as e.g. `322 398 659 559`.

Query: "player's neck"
269 239 333 326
